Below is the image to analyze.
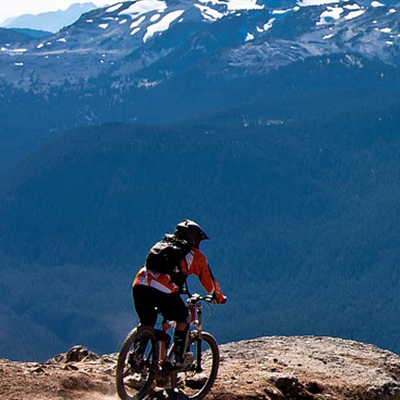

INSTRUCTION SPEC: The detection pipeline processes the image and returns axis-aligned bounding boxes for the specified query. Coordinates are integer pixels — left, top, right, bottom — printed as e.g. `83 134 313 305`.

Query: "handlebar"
182 283 217 304
186 293 215 305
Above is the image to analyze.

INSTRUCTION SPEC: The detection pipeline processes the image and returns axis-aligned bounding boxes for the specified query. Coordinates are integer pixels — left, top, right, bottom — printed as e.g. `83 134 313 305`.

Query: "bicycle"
115 291 220 400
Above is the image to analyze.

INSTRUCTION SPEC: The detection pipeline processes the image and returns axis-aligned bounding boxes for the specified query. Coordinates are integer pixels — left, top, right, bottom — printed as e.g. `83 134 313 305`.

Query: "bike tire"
116 326 158 400
174 331 220 400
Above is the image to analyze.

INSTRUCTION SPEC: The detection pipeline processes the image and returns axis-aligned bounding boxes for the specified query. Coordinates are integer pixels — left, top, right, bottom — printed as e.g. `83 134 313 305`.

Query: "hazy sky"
0 0 110 24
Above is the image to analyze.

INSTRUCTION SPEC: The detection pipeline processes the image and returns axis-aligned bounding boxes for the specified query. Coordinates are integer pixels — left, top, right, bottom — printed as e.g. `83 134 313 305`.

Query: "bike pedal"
173 352 195 372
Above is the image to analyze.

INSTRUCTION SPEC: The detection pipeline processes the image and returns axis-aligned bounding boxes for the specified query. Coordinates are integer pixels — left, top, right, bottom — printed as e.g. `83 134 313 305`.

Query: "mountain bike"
116 291 220 400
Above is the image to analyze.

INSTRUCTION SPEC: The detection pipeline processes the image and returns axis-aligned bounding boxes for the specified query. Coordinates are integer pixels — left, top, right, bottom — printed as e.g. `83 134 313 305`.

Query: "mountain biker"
132 219 227 366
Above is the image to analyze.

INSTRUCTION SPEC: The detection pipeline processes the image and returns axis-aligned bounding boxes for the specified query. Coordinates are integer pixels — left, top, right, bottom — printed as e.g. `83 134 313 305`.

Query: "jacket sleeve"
187 249 226 304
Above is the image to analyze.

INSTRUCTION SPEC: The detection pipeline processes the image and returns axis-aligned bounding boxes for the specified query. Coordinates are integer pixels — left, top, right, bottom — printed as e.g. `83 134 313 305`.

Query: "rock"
65 346 99 363
63 364 79 371
367 382 400 399
31 367 45 374
46 354 65 364
274 376 315 400
264 386 285 400
304 381 324 394
100 356 115 364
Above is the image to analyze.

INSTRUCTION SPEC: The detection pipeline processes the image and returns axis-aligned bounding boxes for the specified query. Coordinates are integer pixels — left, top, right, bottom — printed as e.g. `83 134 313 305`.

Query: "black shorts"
132 285 189 326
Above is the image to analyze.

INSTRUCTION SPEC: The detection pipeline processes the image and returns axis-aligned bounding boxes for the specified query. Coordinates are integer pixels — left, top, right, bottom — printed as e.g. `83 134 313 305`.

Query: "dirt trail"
2 336 400 400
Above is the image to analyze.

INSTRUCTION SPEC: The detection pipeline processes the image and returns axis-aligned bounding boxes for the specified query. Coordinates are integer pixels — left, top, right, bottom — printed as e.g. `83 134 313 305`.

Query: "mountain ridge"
0 0 399 175
0 0 398 87
2 3 99 33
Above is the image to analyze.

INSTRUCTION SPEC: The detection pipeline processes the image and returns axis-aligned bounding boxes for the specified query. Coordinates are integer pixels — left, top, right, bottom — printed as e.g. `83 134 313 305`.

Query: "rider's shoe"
174 351 195 370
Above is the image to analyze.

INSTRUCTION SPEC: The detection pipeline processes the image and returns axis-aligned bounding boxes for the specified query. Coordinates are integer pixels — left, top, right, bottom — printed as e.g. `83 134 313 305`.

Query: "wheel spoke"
174 332 219 400
116 327 158 400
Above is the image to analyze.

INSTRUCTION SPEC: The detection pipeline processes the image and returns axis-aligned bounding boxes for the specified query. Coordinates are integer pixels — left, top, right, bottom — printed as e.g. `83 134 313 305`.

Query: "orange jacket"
133 247 226 303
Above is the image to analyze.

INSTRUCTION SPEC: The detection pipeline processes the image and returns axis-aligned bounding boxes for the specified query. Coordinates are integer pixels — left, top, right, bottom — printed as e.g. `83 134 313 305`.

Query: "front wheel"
173 331 220 400
116 326 158 400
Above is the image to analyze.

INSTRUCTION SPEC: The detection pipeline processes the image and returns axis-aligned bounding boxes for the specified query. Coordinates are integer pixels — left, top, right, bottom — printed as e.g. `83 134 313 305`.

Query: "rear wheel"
173 331 219 400
116 326 158 400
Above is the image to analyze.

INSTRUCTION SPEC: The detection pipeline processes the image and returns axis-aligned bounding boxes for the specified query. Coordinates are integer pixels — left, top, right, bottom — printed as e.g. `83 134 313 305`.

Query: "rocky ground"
1 336 400 400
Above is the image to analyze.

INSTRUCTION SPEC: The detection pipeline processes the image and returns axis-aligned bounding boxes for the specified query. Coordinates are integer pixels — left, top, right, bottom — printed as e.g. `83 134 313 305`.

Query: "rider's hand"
218 295 227 304
210 293 227 304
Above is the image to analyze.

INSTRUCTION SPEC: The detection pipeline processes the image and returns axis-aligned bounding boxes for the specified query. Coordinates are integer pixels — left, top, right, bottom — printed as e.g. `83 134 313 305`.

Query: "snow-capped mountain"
0 0 398 88
2 3 99 33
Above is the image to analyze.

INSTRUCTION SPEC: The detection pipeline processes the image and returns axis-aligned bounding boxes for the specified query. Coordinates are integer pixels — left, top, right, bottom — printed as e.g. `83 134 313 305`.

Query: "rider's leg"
132 285 159 359
158 292 190 365
174 322 190 364
132 285 159 327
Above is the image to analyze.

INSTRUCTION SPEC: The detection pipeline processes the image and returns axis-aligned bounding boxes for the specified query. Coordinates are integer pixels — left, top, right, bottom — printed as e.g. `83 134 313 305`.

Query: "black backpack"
145 234 191 275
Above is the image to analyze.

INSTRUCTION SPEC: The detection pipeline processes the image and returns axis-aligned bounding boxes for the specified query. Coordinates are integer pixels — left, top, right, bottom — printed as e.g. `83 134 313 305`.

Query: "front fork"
195 302 203 372
170 302 203 390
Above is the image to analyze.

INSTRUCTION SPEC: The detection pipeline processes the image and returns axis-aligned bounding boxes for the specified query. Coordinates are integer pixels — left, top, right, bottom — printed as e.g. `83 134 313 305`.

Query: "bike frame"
155 292 208 373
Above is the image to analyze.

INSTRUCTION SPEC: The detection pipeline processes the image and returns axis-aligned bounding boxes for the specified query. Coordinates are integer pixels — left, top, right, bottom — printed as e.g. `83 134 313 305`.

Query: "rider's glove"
218 295 227 304
210 293 227 304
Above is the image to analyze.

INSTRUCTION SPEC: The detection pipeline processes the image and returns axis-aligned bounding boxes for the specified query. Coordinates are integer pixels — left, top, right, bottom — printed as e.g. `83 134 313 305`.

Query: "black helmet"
174 219 210 248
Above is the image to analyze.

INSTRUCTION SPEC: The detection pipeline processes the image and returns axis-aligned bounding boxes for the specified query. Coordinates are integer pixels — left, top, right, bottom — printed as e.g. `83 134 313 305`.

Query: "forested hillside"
1 79 400 360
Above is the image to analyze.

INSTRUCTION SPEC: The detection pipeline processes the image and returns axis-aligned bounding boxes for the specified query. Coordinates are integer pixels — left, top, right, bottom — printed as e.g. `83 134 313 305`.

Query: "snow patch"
371 1 384 7
194 4 225 21
272 9 292 15
131 27 141 36
343 3 361 9
225 0 264 11
131 16 146 28
263 18 275 31
317 6 343 25
37 44 44 49
86 19 94 22
380 27 392 33
119 0 167 17
344 9 365 19
56 38 67 43
119 19 127 24
150 14 161 22
14 62 24 66
99 23 109 29
143 9 184 42
298 0 339 6
388 8 396 13
245 32 254 41
323 33 334 39
106 3 124 13
197 0 263 11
